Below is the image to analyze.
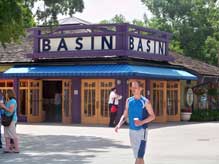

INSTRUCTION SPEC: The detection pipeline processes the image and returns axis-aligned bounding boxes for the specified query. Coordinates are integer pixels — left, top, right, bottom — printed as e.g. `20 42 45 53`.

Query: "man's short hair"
131 80 143 88
111 87 116 91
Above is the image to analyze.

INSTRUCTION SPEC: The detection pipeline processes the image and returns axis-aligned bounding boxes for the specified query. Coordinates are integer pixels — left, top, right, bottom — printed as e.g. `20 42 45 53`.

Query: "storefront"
0 23 197 124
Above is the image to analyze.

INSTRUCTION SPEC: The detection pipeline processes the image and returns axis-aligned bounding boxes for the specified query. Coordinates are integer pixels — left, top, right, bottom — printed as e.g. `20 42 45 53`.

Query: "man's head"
131 81 143 96
111 87 117 92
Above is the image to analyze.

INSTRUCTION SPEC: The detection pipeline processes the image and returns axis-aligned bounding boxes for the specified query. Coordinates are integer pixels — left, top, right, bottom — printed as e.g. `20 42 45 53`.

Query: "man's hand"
134 120 143 126
114 125 120 133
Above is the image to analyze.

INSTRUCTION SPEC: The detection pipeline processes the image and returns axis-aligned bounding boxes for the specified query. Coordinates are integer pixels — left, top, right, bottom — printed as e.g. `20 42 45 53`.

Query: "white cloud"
33 0 152 24
73 0 152 23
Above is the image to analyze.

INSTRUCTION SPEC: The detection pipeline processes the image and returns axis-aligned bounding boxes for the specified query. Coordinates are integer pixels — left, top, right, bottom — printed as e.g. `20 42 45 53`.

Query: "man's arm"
135 101 155 126
114 98 129 133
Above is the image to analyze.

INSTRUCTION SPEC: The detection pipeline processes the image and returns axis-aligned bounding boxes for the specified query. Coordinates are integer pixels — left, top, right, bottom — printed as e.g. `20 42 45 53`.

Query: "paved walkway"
0 122 219 164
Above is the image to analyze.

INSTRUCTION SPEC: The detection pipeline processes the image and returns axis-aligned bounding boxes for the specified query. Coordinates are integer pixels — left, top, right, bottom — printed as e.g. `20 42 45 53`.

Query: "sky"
71 0 152 23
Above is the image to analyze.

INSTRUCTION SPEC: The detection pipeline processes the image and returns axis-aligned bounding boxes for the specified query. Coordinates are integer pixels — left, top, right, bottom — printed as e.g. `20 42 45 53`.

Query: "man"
108 87 122 127
115 81 155 164
54 92 62 122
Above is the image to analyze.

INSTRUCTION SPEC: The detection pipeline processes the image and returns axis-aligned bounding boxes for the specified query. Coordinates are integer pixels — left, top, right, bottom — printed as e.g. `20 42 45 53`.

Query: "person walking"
0 90 19 153
54 92 62 122
0 91 4 149
115 81 155 164
108 87 122 127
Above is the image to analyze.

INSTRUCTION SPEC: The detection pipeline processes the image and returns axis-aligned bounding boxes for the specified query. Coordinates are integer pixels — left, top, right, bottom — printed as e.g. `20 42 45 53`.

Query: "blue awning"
3 64 197 80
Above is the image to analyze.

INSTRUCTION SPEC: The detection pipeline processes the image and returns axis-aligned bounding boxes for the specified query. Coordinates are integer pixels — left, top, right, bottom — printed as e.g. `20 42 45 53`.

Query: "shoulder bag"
1 112 14 127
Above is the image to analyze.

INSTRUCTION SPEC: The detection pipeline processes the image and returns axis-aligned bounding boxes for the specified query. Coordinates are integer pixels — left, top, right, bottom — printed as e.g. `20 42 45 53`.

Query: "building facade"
0 23 202 124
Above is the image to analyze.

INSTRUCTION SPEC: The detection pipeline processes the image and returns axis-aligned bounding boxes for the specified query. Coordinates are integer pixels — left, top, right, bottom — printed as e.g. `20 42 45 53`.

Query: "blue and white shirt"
128 96 149 130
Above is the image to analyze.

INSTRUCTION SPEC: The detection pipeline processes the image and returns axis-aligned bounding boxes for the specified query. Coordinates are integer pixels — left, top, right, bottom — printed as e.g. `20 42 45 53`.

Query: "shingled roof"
0 35 32 63
58 17 91 25
169 51 219 76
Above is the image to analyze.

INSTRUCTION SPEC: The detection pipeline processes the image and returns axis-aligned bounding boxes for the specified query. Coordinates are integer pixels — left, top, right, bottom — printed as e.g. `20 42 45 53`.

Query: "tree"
100 13 149 27
142 0 219 66
100 14 128 24
0 0 84 47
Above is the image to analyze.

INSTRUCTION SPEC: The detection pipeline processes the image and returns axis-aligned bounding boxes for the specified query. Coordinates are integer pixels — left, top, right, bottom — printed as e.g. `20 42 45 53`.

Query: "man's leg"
108 104 114 127
109 112 114 127
112 111 117 126
55 105 59 122
58 104 62 122
131 129 147 164
0 126 2 148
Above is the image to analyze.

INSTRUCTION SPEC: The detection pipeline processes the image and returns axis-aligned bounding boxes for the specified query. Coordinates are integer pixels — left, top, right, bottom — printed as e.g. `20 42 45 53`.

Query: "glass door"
150 80 167 122
19 81 28 118
27 80 43 122
167 81 180 121
98 80 114 124
81 80 98 124
62 80 72 124
0 80 14 101
81 79 115 124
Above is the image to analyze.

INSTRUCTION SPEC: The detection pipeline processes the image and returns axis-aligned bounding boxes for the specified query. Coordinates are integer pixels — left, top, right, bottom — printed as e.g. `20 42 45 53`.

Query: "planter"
180 112 192 121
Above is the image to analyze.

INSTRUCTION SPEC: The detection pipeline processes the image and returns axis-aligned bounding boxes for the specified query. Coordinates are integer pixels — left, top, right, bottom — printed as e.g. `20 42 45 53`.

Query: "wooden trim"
62 79 72 124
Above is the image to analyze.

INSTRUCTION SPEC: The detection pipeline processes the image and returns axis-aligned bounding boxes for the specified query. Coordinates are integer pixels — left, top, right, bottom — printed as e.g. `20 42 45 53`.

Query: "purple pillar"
13 78 20 119
115 78 128 123
146 79 151 100
72 78 81 123
116 24 129 51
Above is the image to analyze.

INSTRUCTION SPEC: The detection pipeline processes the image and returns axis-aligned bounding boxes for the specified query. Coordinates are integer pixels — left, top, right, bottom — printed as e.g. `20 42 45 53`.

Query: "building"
0 21 218 124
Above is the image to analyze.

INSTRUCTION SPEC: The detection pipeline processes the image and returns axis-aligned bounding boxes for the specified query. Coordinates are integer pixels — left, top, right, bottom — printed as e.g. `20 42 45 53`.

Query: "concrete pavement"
0 122 219 164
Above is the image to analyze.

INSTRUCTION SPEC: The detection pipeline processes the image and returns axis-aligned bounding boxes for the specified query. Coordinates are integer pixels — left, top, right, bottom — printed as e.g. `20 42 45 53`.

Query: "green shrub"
190 109 219 121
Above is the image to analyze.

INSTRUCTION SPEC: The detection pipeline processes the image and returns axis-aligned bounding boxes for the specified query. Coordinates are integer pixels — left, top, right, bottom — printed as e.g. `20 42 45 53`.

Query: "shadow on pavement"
0 134 130 164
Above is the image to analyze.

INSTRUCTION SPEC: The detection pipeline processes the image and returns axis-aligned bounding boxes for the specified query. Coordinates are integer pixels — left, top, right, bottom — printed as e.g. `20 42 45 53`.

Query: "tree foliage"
0 0 84 47
30 0 84 25
100 14 149 26
100 14 128 24
141 0 219 66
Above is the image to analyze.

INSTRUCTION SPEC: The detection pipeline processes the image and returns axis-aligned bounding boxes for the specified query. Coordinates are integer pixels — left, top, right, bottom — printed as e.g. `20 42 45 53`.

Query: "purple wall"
72 78 81 123
115 78 128 123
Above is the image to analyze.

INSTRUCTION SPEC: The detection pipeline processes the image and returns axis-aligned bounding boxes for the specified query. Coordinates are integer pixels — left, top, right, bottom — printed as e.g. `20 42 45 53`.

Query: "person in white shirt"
108 87 122 127
54 93 62 122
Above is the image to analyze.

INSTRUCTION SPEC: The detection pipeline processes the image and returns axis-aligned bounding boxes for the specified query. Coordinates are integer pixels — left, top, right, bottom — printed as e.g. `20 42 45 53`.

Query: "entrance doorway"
81 79 115 124
43 80 62 122
19 80 43 123
150 80 180 122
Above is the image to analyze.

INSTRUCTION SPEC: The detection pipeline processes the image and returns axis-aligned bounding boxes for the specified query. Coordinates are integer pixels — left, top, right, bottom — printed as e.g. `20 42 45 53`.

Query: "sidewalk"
0 122 219 164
